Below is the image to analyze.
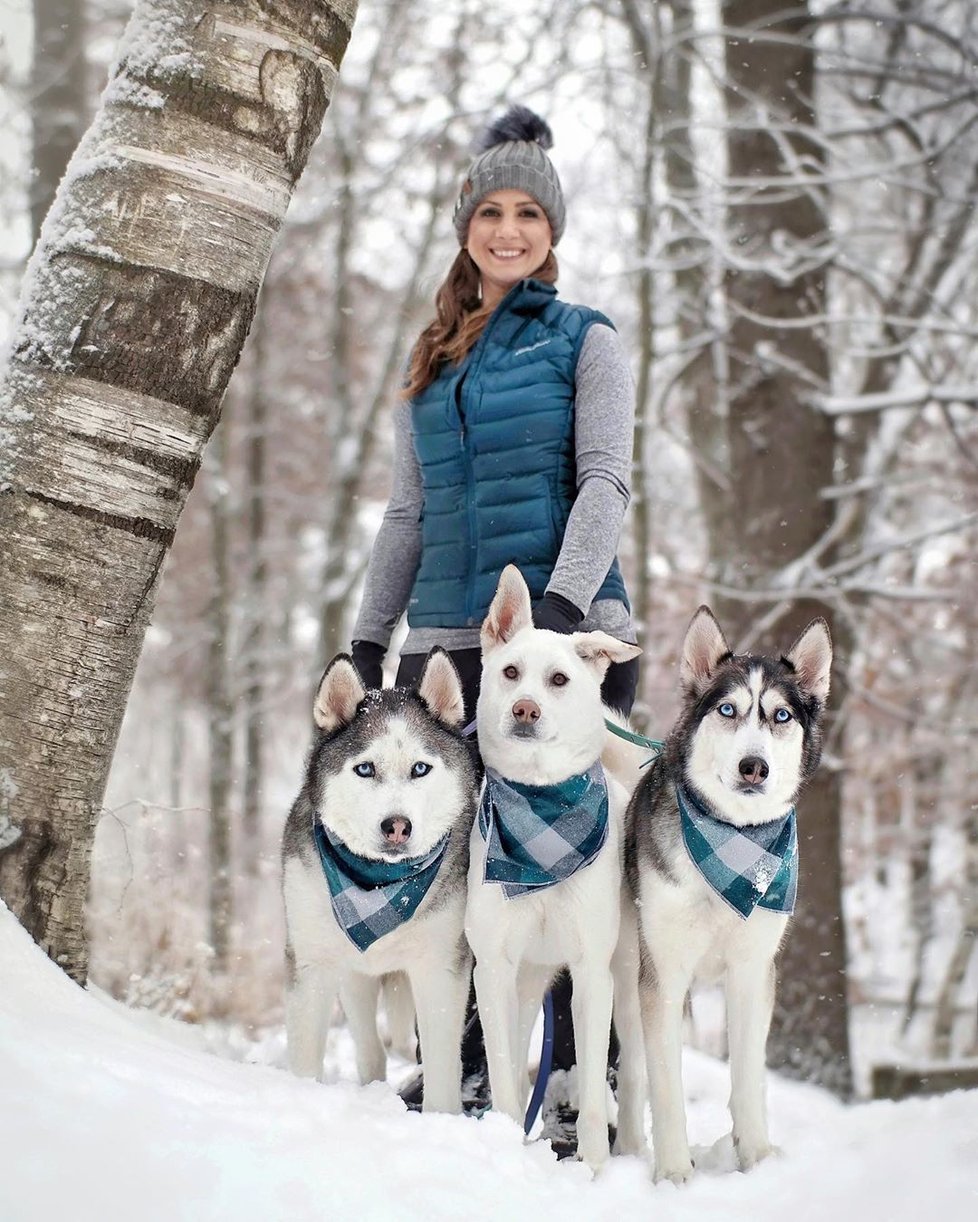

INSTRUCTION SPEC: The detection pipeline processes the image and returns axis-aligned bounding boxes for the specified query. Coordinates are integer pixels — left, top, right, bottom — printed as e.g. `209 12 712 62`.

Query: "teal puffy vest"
407 279 629 628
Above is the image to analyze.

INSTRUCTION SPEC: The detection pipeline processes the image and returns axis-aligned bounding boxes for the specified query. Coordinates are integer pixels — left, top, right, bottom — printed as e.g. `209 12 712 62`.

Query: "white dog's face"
477 566 641 785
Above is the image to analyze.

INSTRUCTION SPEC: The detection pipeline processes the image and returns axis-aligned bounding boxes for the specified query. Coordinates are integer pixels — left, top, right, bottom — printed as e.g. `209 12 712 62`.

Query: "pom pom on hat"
475 104 554 153
454 104 566 246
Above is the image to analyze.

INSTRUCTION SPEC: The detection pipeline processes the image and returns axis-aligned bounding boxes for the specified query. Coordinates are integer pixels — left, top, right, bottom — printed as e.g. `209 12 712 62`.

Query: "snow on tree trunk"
0 0 358 983
718 0 852 1094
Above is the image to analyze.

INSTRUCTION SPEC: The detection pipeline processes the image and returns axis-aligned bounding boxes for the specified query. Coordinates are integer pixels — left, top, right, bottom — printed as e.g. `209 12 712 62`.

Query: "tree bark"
0 0 358 983
30 0 89 245
719 0 852 1094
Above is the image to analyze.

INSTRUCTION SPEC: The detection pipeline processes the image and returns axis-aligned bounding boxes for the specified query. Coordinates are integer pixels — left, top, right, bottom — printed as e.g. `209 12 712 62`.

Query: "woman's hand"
531 592 584 634
351 640 386 690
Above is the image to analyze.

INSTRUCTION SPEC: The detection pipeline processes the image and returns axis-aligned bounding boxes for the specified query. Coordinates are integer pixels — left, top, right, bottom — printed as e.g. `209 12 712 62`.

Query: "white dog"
465 565 641 1170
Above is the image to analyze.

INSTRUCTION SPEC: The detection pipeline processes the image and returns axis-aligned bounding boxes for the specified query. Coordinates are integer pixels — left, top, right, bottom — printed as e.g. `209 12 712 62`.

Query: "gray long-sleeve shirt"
352 323 636 655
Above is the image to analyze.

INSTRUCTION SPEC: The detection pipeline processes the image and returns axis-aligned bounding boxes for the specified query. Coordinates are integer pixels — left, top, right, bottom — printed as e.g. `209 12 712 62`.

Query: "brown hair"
401 248 559 400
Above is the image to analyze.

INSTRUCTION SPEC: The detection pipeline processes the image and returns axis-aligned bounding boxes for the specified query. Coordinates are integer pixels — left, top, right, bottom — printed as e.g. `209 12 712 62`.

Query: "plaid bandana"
313 818 450 952
676 785 798 919
478 764 609 899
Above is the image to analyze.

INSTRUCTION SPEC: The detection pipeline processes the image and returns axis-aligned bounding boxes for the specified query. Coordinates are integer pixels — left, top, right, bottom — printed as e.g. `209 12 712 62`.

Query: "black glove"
350 639 386 689
531 591 584 634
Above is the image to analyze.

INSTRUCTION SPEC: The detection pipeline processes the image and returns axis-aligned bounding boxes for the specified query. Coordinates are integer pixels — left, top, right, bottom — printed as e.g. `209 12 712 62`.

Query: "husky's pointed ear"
417 647 466 727
784 618 832 705
574 632 642 678
314 654 366 732
680 606 732 695
481 565 533 654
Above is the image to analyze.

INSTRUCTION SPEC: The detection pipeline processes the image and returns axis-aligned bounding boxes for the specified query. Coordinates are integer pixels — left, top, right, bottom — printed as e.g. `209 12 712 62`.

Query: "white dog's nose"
512 698 541 724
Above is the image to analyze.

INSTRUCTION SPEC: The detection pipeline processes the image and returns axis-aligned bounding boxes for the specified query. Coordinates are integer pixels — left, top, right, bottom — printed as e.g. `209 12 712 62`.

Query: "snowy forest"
1 0 977 1216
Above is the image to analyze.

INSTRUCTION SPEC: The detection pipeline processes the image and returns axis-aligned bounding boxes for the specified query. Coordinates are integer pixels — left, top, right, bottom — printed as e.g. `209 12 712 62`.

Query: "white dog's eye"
353 761 375 778
410 761 432 778
774 707 792 724
718 702 736 718
551 672 569 687
503 664 519 680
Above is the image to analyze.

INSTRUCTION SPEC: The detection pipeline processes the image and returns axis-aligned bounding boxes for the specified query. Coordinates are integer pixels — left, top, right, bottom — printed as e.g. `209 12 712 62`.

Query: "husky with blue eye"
615 607 832 1184
281 648 477 1113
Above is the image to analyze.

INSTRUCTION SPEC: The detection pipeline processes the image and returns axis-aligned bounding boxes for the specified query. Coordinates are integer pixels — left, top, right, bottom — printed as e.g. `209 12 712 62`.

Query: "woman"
349 105 637 1151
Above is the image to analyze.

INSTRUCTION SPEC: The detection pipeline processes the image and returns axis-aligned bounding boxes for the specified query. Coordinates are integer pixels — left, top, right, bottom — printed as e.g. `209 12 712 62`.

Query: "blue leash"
524 989 555 1133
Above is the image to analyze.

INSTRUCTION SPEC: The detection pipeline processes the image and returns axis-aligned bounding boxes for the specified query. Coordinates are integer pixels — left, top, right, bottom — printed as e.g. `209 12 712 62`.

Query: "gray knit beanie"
453 105 566 246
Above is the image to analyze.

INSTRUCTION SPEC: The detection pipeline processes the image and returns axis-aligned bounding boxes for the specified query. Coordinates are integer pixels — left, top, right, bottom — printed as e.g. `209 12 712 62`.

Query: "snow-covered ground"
2 903 976 1222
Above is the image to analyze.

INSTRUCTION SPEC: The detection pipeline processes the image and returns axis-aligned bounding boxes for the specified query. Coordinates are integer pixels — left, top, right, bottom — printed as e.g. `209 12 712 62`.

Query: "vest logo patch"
512 338 555 357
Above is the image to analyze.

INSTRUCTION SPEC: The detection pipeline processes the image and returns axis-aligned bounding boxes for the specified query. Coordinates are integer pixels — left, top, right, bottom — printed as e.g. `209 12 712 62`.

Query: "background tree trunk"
206 421 234 973
30 0 88 244
241 293 269 861
0 0 358 983
718 0 852 1094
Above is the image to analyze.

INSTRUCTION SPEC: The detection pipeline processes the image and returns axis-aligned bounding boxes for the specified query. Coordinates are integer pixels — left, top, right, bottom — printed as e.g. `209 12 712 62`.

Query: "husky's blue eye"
410 761 432 778
353 761 375 778
774 708 792 724
718 702 736 718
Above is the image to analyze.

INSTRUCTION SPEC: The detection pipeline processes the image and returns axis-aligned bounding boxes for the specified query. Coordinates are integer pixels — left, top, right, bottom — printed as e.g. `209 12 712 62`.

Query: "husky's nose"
739 756 770 786
381 816 412 845
512 698 541 724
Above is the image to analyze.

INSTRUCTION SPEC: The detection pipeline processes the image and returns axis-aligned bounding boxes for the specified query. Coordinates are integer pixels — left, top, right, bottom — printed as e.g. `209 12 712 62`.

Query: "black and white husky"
616 607 832 1183
281 649 477 1113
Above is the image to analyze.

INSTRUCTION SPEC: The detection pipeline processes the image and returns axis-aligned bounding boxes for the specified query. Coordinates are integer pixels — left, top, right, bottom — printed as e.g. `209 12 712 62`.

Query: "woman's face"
465 189 553 308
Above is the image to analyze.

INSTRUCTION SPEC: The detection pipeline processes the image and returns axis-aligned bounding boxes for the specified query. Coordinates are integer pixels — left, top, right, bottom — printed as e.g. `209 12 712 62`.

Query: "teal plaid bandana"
676 785 798 919
313 818 449 951
478 764 609 899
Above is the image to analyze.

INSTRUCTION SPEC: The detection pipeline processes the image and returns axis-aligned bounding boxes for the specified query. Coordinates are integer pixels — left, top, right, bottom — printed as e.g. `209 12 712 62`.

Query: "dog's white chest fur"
466 793 625 968
637 851 789 984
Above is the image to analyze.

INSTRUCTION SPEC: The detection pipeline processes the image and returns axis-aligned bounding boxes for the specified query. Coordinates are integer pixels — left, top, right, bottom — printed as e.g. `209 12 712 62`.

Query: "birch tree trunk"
0 0 358 983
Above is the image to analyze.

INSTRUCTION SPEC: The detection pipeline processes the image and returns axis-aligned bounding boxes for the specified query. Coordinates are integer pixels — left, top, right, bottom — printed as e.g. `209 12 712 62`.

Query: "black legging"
396 646 638 1077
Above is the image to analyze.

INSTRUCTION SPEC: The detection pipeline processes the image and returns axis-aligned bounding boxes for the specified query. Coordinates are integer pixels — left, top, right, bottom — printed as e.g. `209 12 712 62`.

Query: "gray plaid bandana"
313 817 449 952
677 785 798 919
478 763 609 899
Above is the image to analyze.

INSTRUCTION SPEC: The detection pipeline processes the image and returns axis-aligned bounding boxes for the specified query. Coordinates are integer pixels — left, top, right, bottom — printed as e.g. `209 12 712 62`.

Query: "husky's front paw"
653 1157 694 1185
734 1136 782 1171
576 1125 611 1175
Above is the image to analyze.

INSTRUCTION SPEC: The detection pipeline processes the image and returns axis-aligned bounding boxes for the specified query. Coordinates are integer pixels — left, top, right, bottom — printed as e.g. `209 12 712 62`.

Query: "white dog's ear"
680 606 731 695
481 565 533 654
417 647 466 727
314 655 366 731
784 618 832 705
574 632 642 678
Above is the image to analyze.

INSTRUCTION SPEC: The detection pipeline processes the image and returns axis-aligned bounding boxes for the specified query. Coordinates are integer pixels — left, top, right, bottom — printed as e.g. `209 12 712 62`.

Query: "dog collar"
478 764 609 898
676 785 798 919
313 818 450 952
